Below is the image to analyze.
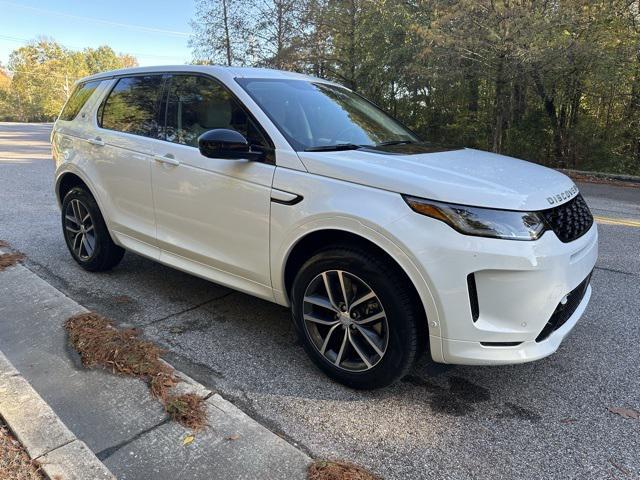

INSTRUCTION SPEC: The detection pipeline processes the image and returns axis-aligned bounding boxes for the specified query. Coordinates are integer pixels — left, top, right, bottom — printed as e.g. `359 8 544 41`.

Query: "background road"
1 122 639 479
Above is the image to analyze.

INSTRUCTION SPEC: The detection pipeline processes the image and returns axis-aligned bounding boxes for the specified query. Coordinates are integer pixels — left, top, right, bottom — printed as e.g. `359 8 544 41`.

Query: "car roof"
79 65 337 86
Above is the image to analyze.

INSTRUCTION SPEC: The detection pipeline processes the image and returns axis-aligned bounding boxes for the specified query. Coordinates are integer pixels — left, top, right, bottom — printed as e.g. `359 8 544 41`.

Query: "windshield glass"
236 78 419 151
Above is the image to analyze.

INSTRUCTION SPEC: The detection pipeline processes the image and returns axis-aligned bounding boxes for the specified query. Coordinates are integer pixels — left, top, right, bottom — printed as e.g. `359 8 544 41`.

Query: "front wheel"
291 247 422 389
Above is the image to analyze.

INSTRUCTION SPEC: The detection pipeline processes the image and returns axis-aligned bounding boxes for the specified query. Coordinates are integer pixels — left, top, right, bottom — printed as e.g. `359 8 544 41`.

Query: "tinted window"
59 80 101 121
100 75 164 138
237 78 419 151
164 75 268 148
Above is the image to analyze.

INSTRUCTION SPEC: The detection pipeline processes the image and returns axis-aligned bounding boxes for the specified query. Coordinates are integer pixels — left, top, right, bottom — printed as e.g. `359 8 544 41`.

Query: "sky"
0 0 195 68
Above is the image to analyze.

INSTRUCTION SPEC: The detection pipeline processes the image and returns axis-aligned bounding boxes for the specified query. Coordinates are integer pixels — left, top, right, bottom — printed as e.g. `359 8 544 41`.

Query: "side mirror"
197 129 263 160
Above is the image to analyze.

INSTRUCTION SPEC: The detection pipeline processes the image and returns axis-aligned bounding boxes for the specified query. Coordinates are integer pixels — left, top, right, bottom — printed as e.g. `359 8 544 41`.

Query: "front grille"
535 271 592 342
541 194 593 243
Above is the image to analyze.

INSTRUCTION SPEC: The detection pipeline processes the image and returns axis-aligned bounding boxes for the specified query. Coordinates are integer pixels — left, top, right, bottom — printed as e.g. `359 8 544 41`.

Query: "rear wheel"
291 247 422 389
62 187 124 271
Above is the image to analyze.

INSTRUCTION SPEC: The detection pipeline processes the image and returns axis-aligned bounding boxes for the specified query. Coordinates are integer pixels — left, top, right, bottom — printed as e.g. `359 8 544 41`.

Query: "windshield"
236 78 419 151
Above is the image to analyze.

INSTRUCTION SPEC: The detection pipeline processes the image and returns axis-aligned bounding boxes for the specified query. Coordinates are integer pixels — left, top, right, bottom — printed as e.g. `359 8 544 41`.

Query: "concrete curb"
0 249 312 478
560 168 640 185
0 351 115 480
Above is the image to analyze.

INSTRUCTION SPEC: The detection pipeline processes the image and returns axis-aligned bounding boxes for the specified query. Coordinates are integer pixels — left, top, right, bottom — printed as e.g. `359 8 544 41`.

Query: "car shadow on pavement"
25 241 630 444
79 253 564 423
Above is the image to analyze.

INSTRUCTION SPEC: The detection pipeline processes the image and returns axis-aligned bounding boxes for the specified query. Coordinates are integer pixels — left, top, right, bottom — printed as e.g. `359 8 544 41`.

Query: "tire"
291 246 422 389
61 187 124 271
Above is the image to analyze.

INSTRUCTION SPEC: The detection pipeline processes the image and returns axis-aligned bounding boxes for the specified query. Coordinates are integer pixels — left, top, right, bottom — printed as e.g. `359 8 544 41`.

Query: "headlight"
403 196 546 241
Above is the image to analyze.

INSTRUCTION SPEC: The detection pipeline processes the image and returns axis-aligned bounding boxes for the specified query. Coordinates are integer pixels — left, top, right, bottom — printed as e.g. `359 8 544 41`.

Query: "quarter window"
59 80 101 121
164 75 268 149
100 75 164 138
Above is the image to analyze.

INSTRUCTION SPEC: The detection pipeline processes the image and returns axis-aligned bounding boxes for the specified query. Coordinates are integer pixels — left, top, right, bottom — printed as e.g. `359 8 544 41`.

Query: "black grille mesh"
536 271 592 342
541 194 593 243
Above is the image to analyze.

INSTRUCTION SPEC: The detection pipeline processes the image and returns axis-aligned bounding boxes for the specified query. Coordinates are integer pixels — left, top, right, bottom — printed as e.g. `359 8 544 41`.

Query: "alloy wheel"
302 270 389 372
64 199 96 260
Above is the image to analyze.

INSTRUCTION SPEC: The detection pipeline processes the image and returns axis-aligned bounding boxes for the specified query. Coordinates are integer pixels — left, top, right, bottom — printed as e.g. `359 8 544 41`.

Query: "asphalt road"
1 122 639 480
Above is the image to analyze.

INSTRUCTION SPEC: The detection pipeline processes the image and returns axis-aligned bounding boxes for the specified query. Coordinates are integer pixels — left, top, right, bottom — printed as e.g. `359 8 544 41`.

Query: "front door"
151 74 275 299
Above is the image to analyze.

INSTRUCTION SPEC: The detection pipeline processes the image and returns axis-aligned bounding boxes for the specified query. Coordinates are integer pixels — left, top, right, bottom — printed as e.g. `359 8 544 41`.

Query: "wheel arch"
56 171 91 207
279 226 440 358
55 168 118 244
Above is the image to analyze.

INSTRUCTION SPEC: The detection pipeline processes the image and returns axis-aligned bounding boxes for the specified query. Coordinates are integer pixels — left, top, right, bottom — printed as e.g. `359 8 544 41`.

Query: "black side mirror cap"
197 129 264 160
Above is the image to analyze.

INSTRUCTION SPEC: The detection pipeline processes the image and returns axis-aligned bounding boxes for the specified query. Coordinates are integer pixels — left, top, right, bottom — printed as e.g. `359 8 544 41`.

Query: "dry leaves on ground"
608 407 640 419
0 252 25 272
164 393 207 430
0 423 44 480
308 460 381 480
65 312 207 430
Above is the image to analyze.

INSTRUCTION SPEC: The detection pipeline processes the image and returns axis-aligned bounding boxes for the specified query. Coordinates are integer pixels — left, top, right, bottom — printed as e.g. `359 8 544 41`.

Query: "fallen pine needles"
308 460 381 480
65 312 207 430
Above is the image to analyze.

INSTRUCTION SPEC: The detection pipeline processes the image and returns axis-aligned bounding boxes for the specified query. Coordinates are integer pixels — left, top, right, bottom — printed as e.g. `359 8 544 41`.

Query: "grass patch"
0 421 44 480
308 460 381 480
65 312 207 430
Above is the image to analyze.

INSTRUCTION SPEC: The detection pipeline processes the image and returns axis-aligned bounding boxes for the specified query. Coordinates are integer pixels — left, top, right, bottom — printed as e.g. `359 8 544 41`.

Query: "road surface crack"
144 291 235 326
95 417 171 461
595 266 636 277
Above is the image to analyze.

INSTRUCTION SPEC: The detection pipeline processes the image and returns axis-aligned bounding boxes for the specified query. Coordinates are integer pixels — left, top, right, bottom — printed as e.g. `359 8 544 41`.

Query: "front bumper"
388 211 598 365
438 284 591 364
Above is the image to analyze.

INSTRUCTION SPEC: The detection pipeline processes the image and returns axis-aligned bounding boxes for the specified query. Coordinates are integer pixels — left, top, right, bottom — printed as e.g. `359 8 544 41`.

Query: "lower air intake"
536 271 592 342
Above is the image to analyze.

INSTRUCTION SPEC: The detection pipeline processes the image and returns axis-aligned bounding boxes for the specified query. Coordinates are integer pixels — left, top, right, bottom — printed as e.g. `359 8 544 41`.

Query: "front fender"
270 211 444 362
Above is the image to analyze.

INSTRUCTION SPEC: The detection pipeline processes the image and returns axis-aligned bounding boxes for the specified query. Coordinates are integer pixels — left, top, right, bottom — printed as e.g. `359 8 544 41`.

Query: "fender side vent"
467 273 480 322
481 341 523 347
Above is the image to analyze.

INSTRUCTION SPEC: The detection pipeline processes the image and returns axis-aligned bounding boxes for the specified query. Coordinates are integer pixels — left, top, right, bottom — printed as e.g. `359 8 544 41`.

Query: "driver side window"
163 75 267 149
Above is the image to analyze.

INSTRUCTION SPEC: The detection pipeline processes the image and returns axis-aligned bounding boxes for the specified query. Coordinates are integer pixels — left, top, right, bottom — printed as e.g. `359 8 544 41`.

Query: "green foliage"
0 39 136 122
193 0 640 175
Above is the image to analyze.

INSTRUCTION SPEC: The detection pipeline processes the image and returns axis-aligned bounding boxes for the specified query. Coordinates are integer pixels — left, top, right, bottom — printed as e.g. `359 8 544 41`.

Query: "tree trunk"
222 0 232 66
276 1 284 68
348 0 357 90
463 59 479 113
630 38 640 165
511 66 525 125
568 80 581 168
492 54 506 153
532 70 563 166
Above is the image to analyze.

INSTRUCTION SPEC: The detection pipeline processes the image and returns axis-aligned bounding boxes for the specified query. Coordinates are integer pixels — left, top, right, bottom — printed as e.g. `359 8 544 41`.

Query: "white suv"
52 66 598 389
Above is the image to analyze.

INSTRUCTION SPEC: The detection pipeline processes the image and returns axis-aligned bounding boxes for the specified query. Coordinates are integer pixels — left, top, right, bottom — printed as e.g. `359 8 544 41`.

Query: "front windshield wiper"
376 140 416 146
304 143 368 152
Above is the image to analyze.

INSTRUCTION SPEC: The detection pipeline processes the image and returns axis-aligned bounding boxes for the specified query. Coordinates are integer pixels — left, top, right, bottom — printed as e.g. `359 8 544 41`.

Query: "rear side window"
100 75 164 138
59 80 101 121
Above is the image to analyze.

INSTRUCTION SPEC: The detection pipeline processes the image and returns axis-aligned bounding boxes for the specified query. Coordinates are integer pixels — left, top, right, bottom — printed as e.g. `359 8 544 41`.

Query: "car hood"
296 147 578 211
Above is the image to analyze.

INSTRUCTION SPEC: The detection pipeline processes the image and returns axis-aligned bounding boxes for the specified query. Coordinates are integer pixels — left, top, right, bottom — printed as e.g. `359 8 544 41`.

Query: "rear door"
92 74 165 258
150 73 275 298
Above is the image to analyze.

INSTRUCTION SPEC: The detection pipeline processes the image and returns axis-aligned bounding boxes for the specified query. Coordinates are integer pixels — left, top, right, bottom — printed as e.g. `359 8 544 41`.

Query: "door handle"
153 154 180 166
86 137 105 147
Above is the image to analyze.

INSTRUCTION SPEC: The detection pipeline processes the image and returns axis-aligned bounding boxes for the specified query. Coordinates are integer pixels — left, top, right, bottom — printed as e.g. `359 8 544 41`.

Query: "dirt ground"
0 421 44 480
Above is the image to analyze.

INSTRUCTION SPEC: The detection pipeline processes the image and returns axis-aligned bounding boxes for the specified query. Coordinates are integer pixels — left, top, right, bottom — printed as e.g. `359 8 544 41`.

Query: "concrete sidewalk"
0 251 311 479
1 351 116 480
